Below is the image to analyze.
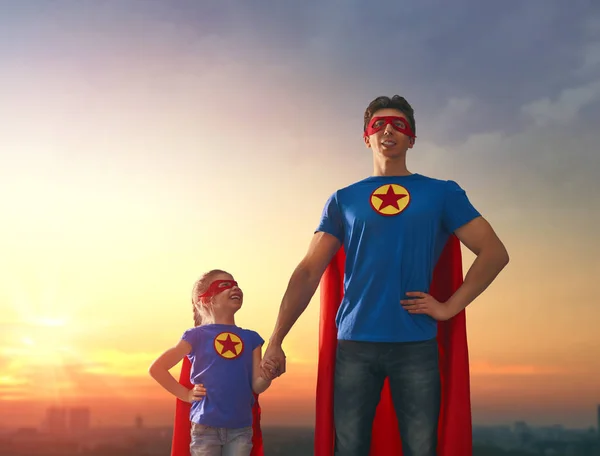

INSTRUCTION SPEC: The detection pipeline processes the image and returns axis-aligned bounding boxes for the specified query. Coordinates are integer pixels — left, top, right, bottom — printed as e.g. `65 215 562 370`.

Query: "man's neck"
373 158 412 177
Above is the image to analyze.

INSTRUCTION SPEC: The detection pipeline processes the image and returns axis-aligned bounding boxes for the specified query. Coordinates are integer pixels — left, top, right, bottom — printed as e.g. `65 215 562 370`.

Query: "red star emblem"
213 332 244 359
370 184 411 216
374 185 407 210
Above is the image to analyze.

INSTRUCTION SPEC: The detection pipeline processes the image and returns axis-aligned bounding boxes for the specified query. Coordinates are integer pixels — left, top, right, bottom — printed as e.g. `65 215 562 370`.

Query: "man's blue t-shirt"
181 324 264 428
316 174 480 343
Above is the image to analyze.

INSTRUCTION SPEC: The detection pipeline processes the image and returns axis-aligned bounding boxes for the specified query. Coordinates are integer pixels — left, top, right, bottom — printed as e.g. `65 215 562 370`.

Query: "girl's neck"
213 314 236 325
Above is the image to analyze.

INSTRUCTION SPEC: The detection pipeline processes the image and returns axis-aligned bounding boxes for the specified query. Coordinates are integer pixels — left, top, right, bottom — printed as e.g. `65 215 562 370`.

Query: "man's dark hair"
363 95 416 135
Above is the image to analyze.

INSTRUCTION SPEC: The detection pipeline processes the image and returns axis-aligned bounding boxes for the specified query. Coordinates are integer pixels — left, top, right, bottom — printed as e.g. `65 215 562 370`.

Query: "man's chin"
380 149 406 159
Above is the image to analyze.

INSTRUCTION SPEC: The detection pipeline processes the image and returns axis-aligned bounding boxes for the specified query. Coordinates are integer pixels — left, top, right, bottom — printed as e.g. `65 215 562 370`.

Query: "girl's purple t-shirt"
182 323 264 428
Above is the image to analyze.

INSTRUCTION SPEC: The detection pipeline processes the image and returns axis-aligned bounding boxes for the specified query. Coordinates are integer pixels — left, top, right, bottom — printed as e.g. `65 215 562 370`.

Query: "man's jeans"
190 423 253 456
334 338 441 456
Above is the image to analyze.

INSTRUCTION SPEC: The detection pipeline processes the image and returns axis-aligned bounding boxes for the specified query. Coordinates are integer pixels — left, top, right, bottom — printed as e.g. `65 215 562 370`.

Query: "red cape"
315 235 472 455
170 356 264 456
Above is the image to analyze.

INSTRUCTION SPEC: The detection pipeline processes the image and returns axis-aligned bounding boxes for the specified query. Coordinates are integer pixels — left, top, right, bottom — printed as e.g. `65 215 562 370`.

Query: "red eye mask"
198 280 238 299
364 116 416 139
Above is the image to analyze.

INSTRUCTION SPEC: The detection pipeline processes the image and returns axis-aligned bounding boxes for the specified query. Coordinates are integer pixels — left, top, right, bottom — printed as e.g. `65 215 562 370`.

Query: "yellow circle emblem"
213 332 244 359
369 184 410 216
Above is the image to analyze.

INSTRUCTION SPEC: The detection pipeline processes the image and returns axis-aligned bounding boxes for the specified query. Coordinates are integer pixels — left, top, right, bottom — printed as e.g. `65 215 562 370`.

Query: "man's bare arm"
269 231 341 346
446 216 509 316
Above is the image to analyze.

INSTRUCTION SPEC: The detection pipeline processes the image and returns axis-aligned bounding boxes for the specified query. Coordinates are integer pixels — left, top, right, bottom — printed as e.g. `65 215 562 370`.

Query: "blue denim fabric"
190 423 253 456
333 338 441 456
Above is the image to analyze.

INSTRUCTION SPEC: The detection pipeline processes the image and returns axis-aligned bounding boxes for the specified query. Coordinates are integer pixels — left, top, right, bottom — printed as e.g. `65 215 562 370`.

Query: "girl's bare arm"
252 346 273 394
149 339 197 402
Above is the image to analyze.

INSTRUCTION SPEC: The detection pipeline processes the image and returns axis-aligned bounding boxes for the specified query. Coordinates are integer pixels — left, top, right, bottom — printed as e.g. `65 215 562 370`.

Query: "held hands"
260 343 286 381
186 384 206 403
260 358 279 381
401 292 454 321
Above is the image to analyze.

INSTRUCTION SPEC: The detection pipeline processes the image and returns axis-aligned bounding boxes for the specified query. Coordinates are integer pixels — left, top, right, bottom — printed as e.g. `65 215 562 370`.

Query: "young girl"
149 269 276 456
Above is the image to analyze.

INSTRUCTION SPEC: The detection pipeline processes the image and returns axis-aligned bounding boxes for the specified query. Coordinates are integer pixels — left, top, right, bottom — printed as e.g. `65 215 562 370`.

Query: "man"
261 95 509 456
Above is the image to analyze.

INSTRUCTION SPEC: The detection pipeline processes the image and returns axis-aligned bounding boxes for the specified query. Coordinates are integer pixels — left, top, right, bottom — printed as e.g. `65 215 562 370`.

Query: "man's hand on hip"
400 291 454 321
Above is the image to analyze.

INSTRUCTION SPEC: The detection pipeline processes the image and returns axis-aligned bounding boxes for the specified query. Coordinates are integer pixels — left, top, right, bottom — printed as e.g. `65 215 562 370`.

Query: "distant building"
45 407 67 435
69 407 91 434
135 415 144 429
44 406 91 435
538 424 565 441
513 421 534 449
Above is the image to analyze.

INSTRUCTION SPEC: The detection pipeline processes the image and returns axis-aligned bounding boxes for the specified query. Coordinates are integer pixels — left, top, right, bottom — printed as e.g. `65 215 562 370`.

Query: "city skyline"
2 404 599 433
1 0 600 431
0 406 598 456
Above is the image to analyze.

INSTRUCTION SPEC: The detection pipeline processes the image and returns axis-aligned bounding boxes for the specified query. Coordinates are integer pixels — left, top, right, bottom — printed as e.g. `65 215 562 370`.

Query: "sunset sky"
1 1 599 431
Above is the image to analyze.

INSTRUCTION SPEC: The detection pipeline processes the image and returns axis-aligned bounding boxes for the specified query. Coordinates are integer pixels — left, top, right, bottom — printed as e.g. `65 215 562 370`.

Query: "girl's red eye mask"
364 116 416 139
198 280 238 299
